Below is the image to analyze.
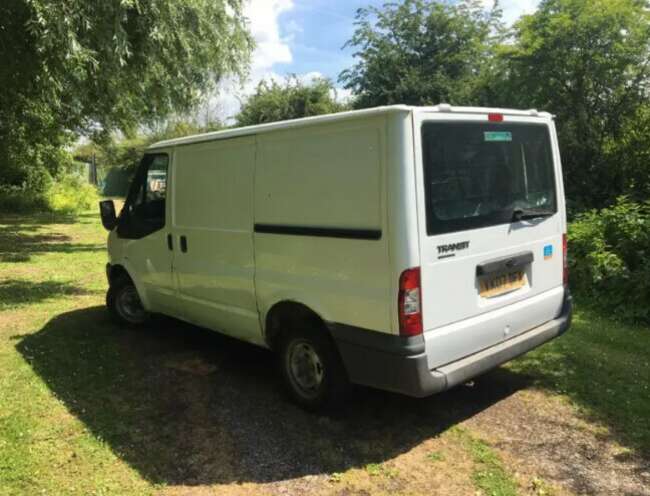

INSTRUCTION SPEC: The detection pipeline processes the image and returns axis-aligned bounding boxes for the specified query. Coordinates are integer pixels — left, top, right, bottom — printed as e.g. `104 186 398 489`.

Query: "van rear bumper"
329 291 572 398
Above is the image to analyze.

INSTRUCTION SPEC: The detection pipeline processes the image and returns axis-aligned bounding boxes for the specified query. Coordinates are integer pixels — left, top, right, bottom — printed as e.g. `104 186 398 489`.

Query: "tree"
602 104 650 202
71 117 225 197
498 0 650 208
0 0 252 192
339 0 503 109
236 77 347 127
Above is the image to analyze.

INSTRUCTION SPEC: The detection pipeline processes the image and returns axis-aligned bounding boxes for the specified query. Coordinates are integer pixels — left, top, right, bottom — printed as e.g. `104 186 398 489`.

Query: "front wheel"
278 325 349 411
106 277 149 326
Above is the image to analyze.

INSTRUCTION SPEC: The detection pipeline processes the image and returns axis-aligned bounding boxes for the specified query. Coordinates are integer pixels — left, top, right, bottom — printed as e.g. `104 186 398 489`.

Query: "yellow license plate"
479 270 526 298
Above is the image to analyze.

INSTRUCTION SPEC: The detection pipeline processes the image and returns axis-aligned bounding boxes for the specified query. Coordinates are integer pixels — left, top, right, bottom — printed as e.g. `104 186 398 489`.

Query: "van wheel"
278 324 349 411
106 277 149 326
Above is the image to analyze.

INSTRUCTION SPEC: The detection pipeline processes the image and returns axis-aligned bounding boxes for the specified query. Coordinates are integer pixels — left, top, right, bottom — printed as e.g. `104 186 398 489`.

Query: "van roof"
147 105 552 150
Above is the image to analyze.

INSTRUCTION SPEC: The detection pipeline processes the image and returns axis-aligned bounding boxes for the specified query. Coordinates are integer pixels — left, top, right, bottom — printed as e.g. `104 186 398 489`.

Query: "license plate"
479 270 526 298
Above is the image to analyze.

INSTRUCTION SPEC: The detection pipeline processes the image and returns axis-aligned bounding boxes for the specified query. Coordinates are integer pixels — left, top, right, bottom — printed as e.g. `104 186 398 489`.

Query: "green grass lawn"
510 305 650 457
0 210 649 495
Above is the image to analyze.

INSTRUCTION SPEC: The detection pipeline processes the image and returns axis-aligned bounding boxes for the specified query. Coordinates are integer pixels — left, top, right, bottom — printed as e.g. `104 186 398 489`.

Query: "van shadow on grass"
16 306 532 486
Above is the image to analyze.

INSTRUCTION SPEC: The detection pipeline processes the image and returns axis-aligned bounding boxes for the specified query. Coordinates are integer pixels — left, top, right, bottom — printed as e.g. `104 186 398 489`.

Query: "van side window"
117 154 169 239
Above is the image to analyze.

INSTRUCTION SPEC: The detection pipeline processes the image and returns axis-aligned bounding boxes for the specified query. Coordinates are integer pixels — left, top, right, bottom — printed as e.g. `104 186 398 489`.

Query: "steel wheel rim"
287 339 324 399
116 286 146 323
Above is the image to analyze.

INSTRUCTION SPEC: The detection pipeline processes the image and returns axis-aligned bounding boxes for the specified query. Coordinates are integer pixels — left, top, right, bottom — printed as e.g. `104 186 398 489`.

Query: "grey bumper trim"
328 323 425 356
332 291 573 398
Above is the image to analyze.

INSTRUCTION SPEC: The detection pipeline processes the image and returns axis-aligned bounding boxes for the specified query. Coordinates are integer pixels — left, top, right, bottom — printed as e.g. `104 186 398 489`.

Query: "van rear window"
421 122 557 236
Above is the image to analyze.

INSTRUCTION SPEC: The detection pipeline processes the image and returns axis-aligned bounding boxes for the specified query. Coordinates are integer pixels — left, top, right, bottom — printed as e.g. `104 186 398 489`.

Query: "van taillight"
488 113 504 122
563 233 568 286
398 267 423 337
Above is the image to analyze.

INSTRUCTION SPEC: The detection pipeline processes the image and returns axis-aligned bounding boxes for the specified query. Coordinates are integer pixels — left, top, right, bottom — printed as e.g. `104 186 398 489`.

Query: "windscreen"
421 122 557 236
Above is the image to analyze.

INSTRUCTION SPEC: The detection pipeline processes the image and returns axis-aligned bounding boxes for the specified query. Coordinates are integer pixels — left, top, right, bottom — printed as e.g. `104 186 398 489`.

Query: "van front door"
116 152 176 313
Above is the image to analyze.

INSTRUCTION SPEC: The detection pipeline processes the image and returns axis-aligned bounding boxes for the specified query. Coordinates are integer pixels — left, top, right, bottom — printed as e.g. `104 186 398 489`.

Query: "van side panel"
254 117 392 334
171 136 261 344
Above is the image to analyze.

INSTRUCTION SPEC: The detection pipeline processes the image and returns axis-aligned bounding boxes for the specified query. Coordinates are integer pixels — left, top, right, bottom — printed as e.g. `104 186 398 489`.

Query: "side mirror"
99 200 117 231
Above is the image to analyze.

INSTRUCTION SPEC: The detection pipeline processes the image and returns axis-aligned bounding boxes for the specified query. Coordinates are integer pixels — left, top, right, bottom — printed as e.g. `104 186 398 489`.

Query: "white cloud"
211 1 350 124
246 0 294 74
209 0 296 122
333 87 353 104
482 0 540 25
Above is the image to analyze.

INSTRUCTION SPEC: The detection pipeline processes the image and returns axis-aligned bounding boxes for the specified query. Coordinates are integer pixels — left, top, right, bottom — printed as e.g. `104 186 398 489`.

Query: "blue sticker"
544 245 553 260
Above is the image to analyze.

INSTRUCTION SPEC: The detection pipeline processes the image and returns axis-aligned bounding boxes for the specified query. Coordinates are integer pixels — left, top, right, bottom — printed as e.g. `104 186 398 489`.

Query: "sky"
214 0 541 120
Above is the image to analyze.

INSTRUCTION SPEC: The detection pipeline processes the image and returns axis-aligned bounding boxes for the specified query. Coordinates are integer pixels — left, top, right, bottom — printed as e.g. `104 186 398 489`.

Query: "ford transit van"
99 105 572 410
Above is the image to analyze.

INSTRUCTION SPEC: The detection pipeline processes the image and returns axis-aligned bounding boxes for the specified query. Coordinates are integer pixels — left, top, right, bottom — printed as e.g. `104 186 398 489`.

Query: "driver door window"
118 154 169 239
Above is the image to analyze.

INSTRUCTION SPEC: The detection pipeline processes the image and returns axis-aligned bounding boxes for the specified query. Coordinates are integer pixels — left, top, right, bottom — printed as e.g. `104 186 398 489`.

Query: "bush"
0 184 50 213
0 174 99 215
46 175 99 214
569 197 650 323
236 77 347 127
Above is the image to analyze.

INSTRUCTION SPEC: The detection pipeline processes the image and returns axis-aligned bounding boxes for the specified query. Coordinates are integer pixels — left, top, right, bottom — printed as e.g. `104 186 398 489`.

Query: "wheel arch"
107 264 131 285
106 262 151 309
264 300 332 351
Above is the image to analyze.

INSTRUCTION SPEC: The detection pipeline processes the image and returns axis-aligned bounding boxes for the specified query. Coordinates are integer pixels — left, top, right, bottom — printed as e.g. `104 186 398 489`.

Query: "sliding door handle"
180 235 188 253
167 234 173 251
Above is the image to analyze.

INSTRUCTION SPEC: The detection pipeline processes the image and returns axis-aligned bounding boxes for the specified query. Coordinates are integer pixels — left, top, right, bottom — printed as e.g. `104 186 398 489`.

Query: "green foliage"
498 0 650 208
0 174 98 215
236 77 347 126
100 137 150 175
148 118 225 143
1 0 251 135
0 185 50 214
340 0 650 209
99 118 225 173
569 197 650 322
71 118 226 198
0 0 252 201
339 0 503 108
602 104 650 202
46 176 100 214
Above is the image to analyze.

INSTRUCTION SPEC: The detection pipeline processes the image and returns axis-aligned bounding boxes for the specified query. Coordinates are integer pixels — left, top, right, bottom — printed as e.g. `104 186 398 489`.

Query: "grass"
0 212 152 495
452 427 519 496
509 306 650 456
426 450 445 463
1 209 649 494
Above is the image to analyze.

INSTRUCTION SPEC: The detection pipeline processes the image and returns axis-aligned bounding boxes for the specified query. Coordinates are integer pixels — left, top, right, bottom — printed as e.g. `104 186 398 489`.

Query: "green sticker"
484 131 512 142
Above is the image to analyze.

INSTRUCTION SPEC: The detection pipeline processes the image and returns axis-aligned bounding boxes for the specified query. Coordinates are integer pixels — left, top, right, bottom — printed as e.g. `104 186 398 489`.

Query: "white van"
99 105 572 409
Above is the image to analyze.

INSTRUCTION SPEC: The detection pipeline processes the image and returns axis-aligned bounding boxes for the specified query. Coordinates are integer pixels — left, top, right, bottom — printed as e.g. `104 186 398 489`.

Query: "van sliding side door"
170 137 261 344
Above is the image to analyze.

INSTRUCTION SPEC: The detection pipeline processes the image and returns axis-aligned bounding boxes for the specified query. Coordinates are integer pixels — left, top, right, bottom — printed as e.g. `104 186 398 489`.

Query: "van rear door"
413 111 567 369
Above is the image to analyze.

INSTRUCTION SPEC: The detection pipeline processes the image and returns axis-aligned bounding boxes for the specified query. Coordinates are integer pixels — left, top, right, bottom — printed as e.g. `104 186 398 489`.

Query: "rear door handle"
180 235 188 253
167 234 173 251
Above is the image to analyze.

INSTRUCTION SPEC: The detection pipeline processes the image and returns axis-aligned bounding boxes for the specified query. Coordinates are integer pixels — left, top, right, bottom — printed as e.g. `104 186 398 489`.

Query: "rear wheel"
278 324 349 411
106 277 149 326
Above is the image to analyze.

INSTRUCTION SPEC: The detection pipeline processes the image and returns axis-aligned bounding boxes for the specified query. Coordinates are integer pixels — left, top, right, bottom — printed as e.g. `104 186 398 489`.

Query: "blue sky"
215 0 540 119
261 0 540 81
273 0 385 80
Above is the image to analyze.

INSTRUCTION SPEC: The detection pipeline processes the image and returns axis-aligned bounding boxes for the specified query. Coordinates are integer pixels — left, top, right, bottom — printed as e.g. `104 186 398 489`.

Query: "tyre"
106 276 149 326
278 323 350 411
